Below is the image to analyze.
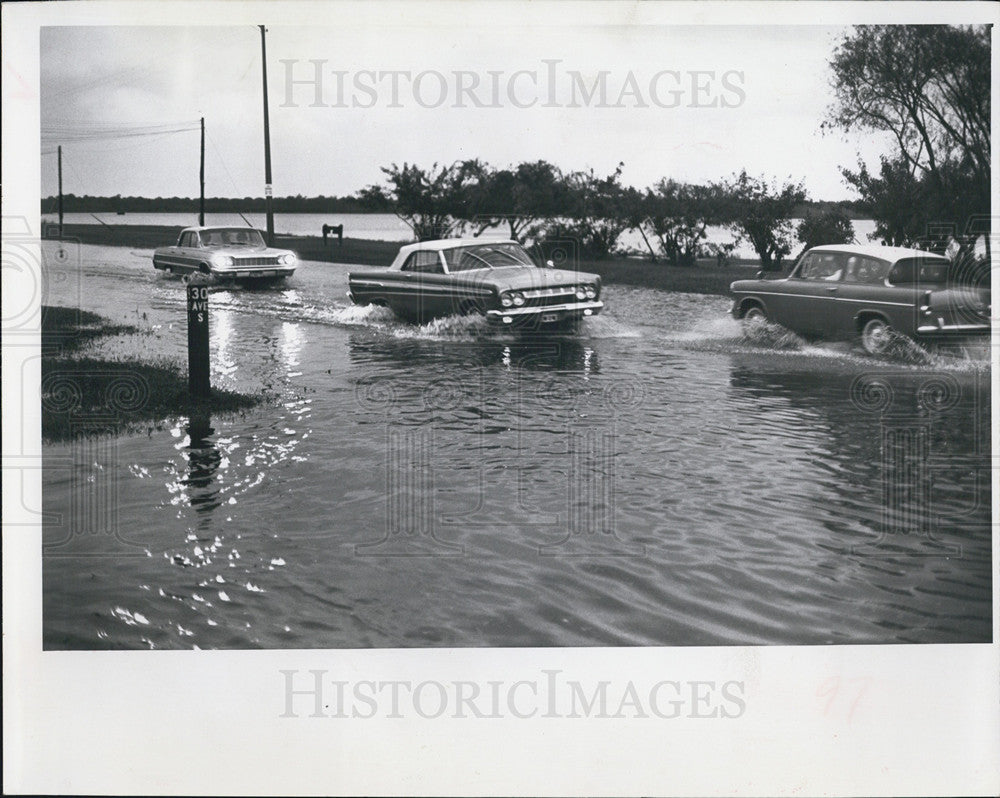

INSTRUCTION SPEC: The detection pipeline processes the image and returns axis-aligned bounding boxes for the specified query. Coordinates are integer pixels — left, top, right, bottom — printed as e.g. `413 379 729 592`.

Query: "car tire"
458 301 484 317
742 304 767 322
860 318 891 354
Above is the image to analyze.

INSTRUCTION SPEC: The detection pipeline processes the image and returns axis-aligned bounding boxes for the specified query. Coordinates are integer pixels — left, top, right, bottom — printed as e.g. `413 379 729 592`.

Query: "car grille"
234 256 282 267
523 286 579 308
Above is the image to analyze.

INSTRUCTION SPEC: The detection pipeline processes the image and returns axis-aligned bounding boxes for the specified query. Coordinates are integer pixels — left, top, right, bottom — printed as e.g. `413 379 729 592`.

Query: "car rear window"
887 258 951 285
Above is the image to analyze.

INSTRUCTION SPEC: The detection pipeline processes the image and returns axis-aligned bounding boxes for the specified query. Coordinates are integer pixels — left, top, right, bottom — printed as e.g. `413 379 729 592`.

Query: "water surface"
41 243 992 648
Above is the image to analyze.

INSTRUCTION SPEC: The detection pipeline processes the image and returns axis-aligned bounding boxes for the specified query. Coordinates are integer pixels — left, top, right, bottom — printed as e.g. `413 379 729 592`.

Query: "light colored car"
348 239 604 327
730 244 991 353
153 226 298 280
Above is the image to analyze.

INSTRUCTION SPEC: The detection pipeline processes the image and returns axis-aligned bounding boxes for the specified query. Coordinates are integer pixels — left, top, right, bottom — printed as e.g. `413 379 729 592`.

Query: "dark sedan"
348 239 604 326
730 244 991 353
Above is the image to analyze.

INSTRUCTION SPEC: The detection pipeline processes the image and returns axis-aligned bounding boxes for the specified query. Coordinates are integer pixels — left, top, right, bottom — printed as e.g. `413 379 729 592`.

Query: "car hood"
210 246 294 257
462 265 599 291
156 244 294 257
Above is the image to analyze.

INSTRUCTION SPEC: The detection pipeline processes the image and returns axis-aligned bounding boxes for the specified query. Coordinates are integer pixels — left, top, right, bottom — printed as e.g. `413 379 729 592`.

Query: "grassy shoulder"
41 306 261 442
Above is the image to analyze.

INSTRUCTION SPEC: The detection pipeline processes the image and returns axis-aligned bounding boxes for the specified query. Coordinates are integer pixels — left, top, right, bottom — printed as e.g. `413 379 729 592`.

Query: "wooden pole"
199 117 205 226
57 145 64 236
259 25 275 246
186 278 211 399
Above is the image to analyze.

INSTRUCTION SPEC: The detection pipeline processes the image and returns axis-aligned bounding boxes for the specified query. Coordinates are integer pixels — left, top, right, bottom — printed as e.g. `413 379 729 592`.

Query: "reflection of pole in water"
184 409 222 517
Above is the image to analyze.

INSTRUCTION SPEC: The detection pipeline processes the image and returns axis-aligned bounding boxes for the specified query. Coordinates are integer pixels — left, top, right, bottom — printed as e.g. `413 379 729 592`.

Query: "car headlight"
584 284 597 299
575 285 588 300
511 291 526 307
501 292 514 308
211 253 234 269
280 253 297 265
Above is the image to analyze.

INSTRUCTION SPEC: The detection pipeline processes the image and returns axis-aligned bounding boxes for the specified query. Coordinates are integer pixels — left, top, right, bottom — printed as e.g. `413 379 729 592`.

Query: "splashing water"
739 317 807 351
391 313 500 340
872 330 936 366
577 315 642 339
328 303 397 326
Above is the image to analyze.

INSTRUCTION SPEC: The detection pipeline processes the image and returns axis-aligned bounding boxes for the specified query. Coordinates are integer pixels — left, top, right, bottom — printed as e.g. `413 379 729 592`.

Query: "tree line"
359 160 861 269
41 194 372 214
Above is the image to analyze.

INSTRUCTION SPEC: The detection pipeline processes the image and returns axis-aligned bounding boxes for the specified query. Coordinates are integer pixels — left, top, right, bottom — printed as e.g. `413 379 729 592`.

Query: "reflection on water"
280 322 304 378
180 411 222 520
41 248 992 648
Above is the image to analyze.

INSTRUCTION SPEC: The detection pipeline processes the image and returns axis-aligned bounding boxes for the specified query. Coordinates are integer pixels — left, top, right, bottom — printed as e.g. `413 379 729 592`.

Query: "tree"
722 171 806 270
796 207 855 250
646 179 727 266
839 156 926 246
466 160 569 243
825 25 989 246
360 161 484 241
620 186 659 261
536 163 631 259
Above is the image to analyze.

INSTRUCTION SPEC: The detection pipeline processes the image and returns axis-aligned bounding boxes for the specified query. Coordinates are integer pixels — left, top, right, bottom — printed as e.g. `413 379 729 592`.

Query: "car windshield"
201 228 266 248
443 243 535 272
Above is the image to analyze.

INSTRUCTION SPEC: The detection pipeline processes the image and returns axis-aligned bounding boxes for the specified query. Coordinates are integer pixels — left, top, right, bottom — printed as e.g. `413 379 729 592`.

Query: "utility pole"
57 145 63 236
259 24 274 246
199 117 205 226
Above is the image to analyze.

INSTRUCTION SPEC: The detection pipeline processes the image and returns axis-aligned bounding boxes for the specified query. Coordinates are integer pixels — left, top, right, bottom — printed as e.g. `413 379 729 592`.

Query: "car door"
766 251 846 336
391 250 446 319
161 231 195 272
180 231 203 272
834 255 909 336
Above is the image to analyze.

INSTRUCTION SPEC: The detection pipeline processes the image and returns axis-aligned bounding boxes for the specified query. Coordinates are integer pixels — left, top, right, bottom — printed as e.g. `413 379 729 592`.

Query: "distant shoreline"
46 222 762 296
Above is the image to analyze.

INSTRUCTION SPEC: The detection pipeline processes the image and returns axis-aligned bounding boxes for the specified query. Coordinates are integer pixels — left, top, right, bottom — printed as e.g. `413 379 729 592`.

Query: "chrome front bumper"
215 267 296 279
486 300 604 324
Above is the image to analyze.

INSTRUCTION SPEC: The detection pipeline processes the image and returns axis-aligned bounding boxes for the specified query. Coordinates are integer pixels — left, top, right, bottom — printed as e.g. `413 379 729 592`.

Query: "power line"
41 120 200 142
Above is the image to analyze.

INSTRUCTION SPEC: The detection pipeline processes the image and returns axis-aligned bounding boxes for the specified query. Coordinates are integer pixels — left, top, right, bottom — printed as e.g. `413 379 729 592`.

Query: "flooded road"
41 243 992 648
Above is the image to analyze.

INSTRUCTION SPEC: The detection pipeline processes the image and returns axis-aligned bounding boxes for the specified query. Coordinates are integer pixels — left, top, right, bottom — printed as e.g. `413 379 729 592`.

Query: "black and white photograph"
3 1 997 795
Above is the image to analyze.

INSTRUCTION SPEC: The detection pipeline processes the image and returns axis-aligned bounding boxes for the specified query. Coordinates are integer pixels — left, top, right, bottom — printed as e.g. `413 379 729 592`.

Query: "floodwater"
40 242 992 649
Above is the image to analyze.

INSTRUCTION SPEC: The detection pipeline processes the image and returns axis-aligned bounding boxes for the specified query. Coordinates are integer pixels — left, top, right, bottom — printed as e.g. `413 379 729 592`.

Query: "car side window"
401 251 443 273
798 253 844 281
843 256 891 284
180 232 197 247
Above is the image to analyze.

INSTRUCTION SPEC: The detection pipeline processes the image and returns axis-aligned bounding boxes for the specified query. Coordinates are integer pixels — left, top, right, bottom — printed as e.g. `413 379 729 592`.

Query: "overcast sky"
40 24 895 201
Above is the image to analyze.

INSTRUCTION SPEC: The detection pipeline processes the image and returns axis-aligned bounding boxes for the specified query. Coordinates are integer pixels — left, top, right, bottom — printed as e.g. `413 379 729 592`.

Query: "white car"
153 226 298 280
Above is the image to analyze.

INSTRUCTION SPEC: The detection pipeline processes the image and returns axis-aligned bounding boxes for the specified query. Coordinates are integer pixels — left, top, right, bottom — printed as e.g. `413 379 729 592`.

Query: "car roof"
808 244 948 262
395 238 518 256
180 226 263 233
389 238 522 269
